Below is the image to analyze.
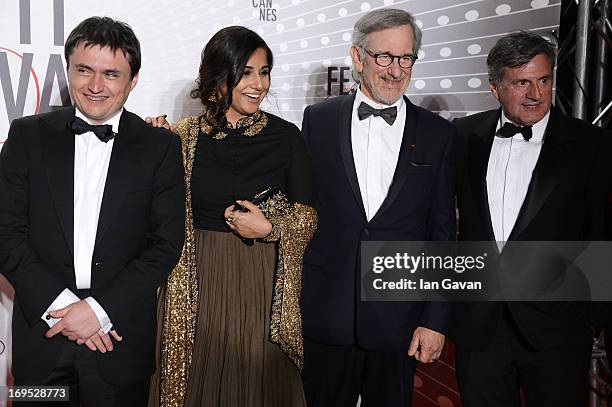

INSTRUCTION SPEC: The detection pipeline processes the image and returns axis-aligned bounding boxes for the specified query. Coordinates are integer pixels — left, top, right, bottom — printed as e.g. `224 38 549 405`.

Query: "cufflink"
45 315 51 320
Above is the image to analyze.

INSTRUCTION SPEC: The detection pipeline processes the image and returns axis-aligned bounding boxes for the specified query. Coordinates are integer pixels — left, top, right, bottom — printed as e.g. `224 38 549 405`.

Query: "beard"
360 70 410 105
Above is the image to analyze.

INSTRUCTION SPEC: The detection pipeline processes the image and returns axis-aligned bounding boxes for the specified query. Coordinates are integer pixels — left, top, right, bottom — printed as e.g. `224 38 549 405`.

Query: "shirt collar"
75 107 123 134
354 86 405 111
499 110 549 143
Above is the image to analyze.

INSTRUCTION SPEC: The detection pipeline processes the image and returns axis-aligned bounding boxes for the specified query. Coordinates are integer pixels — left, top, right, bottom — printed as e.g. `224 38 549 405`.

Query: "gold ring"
226 213 236 224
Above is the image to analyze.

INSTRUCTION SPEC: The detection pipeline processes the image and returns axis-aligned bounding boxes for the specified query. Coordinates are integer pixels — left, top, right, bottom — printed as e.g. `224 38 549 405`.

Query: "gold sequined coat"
152 113 317 407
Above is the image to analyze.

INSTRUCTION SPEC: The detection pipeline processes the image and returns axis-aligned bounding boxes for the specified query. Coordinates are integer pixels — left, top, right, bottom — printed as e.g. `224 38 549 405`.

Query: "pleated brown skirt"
181 229 305 407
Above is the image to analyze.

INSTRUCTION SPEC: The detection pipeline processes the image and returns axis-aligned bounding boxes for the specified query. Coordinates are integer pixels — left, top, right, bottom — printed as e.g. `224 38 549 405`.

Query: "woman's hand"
144 114 175 133
224 200 272 239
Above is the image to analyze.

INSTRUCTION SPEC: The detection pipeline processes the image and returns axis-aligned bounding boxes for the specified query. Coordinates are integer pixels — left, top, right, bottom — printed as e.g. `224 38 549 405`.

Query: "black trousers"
302 337 417 407
13 343 149 407
455 308 593 407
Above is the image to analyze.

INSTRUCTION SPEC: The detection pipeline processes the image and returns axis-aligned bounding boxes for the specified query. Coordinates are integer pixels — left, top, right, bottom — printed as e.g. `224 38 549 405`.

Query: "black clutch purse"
234 186 289 246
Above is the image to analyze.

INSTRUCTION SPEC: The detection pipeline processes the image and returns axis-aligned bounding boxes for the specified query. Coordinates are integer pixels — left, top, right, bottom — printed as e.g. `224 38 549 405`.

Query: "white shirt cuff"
84 297 113 334
41 288 80 327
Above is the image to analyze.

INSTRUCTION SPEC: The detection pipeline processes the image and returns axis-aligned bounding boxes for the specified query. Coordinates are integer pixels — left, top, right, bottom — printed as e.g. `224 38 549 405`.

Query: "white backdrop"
0 0 561 402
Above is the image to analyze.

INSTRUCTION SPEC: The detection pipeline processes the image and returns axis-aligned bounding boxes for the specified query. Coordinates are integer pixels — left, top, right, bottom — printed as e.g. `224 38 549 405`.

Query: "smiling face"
67 43 138 124
351 25 415 105
225 47 271 125
490 53 553 126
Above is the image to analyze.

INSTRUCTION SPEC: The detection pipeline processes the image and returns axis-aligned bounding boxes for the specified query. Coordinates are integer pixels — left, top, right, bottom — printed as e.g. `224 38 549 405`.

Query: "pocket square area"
409 161 432 167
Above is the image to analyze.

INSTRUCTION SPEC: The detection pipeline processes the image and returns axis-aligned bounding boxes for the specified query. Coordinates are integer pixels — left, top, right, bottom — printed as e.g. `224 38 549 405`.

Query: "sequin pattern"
200 110 268 139
157 117 199 407
264 200 317 370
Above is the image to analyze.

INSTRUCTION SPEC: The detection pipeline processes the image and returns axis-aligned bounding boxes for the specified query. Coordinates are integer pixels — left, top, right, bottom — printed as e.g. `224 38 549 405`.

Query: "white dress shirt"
487 111 549 245
351 87 406 221
41 108 120 334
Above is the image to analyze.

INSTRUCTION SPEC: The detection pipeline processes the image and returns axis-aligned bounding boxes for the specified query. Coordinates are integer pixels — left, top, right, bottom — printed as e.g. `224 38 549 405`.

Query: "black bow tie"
68 116 116 143
357 102 397 125
496 122 532 141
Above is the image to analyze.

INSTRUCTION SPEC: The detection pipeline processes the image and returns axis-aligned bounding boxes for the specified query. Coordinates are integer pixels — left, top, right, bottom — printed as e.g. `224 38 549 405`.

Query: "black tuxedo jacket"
451 107 609 351
0 107 185 384
300 94 456 352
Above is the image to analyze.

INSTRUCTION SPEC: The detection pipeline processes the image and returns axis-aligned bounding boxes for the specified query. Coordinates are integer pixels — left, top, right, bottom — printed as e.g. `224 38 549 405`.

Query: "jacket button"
94 261 103 267
363 228 370 237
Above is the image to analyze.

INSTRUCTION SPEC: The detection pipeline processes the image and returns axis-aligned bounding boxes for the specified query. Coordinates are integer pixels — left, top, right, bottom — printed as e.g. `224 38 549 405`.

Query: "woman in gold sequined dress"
148 26 317 407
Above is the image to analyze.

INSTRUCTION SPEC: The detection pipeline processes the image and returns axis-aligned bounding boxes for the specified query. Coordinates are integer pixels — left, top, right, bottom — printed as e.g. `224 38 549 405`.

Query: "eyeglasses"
363 48 418 69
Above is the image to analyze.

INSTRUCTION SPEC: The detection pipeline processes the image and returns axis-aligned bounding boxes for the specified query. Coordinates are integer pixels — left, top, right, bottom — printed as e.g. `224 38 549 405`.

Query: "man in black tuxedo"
300 8 456 407
452 31 609 406
0 17 184 406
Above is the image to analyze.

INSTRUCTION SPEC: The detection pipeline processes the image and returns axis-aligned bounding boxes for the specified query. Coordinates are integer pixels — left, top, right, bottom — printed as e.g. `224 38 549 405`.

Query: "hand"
407 327 445 363
144 115 174 132
46 300 101 341
224 200 272 239
79 330 123 353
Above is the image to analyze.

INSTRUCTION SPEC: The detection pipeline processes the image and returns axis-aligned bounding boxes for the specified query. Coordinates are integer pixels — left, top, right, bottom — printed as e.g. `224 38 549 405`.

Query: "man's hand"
79 330 123 353
45 300 101 341
407 326 445 363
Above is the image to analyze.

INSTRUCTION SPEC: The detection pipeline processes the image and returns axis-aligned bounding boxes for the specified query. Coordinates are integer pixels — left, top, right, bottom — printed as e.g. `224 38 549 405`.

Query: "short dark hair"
64 16 141 78
487 31 556 86
191 26 273 131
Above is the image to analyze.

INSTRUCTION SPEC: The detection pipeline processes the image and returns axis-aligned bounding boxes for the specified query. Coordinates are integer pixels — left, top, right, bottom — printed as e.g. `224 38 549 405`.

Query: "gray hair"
487 31 556 86
351 8 422 82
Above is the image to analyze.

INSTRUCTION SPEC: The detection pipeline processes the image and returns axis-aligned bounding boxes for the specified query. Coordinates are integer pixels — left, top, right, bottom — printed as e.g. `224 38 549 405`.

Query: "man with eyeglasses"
300 8 456 407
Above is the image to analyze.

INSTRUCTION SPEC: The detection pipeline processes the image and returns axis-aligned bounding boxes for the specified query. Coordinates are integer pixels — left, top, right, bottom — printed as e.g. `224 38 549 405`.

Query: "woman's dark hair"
64 16 141 78
191 26 273 131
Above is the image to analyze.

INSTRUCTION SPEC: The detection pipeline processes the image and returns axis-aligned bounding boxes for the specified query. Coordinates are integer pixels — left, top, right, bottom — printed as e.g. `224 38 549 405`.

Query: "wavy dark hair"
191 26 273 131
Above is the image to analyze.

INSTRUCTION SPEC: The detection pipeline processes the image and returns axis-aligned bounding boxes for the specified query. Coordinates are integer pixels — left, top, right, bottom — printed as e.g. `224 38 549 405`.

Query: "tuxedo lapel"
508 109 566 240
338 93 367 219
95 111 144 246
370 96 417 223
41 107 76 257
469 110 498 242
